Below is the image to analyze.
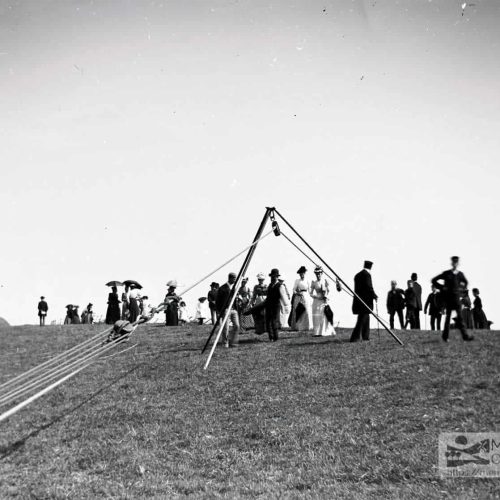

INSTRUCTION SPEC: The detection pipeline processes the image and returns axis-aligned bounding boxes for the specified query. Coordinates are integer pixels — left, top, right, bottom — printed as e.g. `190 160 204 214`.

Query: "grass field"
0 323 499 499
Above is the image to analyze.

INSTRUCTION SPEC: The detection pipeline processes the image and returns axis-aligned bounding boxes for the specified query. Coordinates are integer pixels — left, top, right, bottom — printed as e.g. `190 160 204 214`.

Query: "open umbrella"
124 280 143 289
106 281 124 287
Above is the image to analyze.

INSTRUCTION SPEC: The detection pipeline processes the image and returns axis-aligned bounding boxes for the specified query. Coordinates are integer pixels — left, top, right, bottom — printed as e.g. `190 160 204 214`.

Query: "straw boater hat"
166 280 178 288
314 266 323 273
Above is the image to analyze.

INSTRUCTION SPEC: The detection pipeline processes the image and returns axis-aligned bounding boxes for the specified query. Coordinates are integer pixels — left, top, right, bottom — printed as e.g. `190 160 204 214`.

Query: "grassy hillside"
0 324 499 499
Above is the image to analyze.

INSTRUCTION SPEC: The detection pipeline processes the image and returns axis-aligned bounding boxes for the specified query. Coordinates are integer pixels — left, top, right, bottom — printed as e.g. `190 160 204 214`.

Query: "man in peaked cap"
38 296 48 326
431 256 473 342
350 260 378 342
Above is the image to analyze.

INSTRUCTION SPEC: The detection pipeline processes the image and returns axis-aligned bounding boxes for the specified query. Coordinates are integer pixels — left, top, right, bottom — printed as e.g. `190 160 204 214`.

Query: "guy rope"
0 229 274 423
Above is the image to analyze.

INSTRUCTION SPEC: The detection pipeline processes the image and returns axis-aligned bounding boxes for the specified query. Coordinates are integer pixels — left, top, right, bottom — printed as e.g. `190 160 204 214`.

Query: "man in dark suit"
431 256 474 342
411 273 423 329
424 285 444 331
37 296 48 326
350 260 378 342
265 268 283 342
216 272 240 347
404 280 418 329
207 282 219 325
386 280 405 329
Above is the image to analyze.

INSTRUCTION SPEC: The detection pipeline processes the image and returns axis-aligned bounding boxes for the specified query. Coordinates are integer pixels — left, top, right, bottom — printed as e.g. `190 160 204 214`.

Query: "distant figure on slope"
431 256 474 342
195 297 210 325
251 273 268 335
140 296 150 316
290 266 312 331
216 272 240 347
278 279 291 328
310 266 335 337
237 278 254 330
424 285 443 331
386 281 405 330
265 268 286 342
64 305 73 325
128 285 141 323
461 289 474 329
106 286 121 324
121 284 130 320
472 288 489 329
81 303 94 324
350 261 378 342
165 280 181 326
207 282 219 325
411 273 423 329
178 301 189 325
37 296 48 326
404 280 418 330
71 305 81 324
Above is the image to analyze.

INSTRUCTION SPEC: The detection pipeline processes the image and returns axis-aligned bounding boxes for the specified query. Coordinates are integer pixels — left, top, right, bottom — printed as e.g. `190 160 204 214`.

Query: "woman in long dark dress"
106 286 121 324
251 273 268 335
461 290 474 329
165 281 180 326
472 288 489 329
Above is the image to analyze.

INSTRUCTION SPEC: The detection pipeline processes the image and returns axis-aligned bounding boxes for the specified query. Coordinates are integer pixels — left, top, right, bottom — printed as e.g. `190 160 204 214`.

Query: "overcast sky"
1 0 499 326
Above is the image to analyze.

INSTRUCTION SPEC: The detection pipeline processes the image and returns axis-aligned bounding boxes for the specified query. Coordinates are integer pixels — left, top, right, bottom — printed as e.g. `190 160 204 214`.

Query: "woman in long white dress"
310 266 335 336
291 266 313 331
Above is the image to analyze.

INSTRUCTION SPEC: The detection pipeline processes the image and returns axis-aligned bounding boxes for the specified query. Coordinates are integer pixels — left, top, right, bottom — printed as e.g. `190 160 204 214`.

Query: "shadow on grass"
0 364 143 461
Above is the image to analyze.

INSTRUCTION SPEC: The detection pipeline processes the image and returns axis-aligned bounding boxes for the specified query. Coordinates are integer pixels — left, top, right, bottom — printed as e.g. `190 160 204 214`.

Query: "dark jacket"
405 287 418 309
424 292 443 315
215 283 235 314
207 289 218 310
386 288 405 313
412 281 423 311
265 281 282 317
431 270 468 307
38 300 48 314
352 269 377 315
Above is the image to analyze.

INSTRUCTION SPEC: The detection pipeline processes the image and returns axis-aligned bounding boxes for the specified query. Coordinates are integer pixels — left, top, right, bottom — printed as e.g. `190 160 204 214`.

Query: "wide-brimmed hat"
166 280 178 288
297 266 307 274
257 272 265 280
269 268 280 277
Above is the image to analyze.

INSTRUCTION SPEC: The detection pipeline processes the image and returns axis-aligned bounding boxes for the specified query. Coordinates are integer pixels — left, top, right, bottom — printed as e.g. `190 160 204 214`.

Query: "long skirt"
252 309 266 334
129 297 140 323
290 294 313 331
473 309 488 329
121 303 129 320
312 299 335 336
106 304 121 325
165 305 179 326
462 308 474 329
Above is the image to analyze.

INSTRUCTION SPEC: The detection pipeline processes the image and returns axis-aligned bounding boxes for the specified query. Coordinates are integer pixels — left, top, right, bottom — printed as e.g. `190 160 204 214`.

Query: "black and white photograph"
0 1 499 498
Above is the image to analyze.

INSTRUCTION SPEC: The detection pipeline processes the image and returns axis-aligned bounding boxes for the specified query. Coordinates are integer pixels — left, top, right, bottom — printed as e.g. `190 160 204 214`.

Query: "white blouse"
310 278 330 301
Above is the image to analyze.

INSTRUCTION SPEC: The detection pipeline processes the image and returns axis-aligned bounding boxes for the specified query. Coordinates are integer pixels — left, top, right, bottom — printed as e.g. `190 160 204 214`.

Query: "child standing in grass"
195 297 209 325
178 301 189 325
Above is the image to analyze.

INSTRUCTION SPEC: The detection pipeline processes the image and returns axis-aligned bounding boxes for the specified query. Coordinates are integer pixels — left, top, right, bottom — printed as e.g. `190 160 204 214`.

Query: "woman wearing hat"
251 273 268 334
290 266 312 331
310 266 335 336
165 280 180 326
106 286 121 324
472 288 489 329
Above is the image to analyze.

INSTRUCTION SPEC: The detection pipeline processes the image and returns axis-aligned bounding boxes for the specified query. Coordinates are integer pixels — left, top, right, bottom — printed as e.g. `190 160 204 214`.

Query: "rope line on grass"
0 230 273 422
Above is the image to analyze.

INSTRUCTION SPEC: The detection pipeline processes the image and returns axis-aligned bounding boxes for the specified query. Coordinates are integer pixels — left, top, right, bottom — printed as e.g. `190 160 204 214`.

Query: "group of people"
105 285 151 325
36 256 488 346
204 265 341 347
64 303 94 325
386 273 489 333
